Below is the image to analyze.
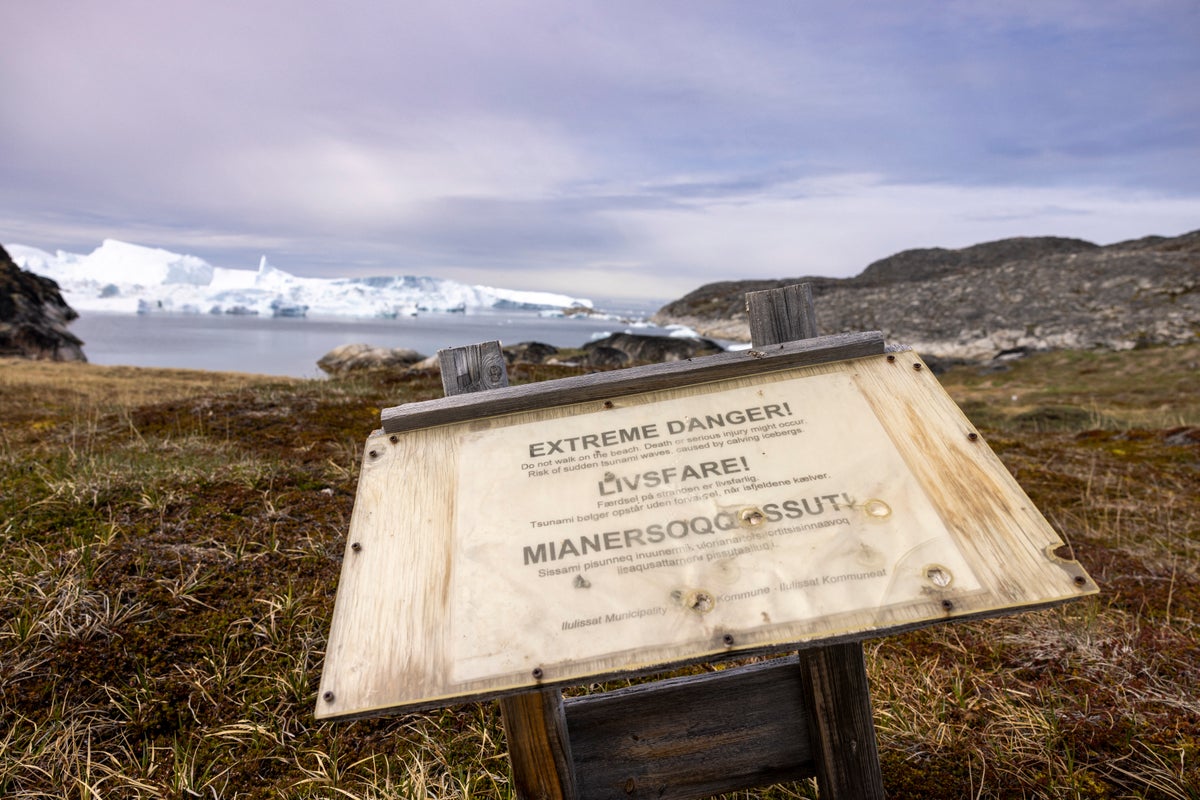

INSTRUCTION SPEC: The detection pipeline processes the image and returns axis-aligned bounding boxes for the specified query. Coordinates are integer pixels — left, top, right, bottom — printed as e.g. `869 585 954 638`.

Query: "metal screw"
532 667 544 680
603 400 614 409
967 432 979 441
389 434 399 444
322 691 335 703
886 354 896 363
913 363 923 371
351 542 362 553
722 633 735 646
1074 575 1087 586
941 599 954 611
368 450 379 459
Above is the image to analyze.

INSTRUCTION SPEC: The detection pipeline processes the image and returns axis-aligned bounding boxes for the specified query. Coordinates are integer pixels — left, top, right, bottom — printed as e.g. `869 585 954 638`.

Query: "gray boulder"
317 343 426 376
503 341 559 364
583 332 724 366
583 346 632 369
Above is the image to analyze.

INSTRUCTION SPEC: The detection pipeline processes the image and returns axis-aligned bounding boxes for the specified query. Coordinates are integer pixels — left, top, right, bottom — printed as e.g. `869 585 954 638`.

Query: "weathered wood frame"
319 283 1096 799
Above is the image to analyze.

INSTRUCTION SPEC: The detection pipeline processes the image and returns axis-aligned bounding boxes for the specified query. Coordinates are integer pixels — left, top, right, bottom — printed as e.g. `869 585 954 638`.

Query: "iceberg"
9 240 593 318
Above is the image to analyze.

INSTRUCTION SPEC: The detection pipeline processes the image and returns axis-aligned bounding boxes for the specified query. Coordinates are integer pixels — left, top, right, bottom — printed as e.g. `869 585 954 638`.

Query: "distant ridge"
653 230 1200 360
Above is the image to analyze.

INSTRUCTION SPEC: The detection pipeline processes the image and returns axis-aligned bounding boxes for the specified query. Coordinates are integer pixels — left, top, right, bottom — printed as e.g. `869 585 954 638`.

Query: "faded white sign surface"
450 371 979 683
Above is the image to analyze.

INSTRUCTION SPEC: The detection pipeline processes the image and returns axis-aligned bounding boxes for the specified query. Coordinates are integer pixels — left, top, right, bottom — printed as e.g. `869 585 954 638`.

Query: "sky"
2 1 1198 303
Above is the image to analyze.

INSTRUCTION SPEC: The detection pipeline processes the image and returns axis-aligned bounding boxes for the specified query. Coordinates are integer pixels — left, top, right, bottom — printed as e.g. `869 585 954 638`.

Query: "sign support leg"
500 689 578 800
747 285 885 800
437 340 578 799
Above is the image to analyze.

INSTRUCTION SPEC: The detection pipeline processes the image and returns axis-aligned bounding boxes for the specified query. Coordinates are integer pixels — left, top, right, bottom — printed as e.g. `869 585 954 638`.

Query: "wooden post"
500 690 577 800
746 285 886 800
437 289 886 799
437 340 578 800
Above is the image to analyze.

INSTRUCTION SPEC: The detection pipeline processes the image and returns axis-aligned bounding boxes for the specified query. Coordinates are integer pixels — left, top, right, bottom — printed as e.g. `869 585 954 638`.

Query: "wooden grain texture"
849 352 1090 603
381 331 885 432
747 284 818 344
799 642 884 799
565 658 816 800
501 690 577 800
441 346 576 800
439 340 509 395
747 283 885 800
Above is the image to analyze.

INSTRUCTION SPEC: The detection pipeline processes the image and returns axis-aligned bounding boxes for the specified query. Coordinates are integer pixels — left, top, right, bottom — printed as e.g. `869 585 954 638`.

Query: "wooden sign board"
317 336 1095 721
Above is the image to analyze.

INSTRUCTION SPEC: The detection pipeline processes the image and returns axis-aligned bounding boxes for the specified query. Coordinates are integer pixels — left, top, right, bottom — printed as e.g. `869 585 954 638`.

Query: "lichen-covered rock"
582 345 631 369
503 341 559 364
316 343 426 375
583 332 724 364
0 244 86 361
652 230 1199 360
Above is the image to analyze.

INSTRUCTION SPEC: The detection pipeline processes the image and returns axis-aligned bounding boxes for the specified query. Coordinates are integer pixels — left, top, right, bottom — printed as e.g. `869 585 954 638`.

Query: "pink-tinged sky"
2 0 1198 301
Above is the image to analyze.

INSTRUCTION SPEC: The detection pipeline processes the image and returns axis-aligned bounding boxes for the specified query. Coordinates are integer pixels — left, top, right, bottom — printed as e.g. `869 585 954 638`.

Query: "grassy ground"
1 345 1197 799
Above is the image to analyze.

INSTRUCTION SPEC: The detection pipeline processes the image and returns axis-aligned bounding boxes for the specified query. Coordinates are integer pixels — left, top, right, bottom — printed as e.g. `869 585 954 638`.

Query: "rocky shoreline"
316 332 725 375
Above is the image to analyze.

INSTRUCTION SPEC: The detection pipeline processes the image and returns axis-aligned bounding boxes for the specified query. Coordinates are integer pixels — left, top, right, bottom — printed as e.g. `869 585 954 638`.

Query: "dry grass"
1 344 1197 798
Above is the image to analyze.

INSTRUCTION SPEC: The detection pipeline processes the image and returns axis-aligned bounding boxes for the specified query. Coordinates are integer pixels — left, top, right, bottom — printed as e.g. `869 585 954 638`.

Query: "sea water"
67 307 679 378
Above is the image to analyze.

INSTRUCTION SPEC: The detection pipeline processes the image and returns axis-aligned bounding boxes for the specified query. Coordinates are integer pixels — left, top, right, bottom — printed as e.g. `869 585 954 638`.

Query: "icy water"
68 307 677 378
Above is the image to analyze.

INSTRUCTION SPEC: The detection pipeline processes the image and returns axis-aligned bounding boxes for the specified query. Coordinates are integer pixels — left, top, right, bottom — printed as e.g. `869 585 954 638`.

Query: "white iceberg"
9 240 593 318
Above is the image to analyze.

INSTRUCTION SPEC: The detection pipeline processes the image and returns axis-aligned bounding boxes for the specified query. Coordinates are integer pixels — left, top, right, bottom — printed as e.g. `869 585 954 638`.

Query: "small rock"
583 346 631 368
317 343 426 376
583 333 723 365
504 341 559 364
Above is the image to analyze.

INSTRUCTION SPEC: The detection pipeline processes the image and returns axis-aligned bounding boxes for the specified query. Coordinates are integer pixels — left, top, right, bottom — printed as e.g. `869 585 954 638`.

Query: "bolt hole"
739 507 765 527
688 591 714 614
925 566 952 587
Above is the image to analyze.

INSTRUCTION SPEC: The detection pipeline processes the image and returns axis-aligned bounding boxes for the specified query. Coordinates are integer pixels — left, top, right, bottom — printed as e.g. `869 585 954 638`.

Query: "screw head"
351 542 362 553
322 691 335 703
941 599 954 611
913 363 923 371
967 432 979 441
532 667 544 680
886 354 896 363
722 633 735 646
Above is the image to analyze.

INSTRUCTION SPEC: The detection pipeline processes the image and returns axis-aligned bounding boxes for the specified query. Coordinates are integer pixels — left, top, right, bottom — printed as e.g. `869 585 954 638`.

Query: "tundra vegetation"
1 346 1197 799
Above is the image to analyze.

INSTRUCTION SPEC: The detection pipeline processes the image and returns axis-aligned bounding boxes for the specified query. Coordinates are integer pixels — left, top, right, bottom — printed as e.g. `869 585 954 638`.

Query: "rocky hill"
1 244 86 361
653 230 1199 360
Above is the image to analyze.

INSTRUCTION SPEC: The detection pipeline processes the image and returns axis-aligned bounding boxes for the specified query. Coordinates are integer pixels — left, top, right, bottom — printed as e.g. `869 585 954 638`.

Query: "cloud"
1 1 1197 302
